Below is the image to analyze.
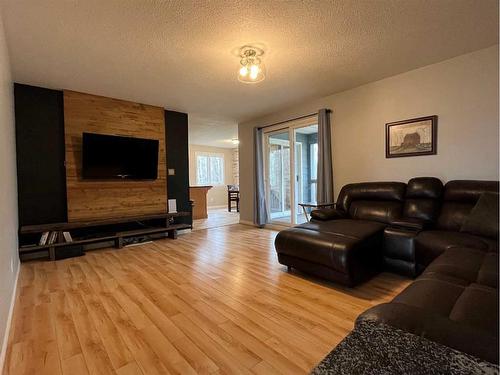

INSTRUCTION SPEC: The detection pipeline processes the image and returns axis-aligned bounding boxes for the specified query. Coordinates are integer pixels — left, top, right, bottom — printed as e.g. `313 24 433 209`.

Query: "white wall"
0 6 19 368
239 45 499 223
189 144 236 207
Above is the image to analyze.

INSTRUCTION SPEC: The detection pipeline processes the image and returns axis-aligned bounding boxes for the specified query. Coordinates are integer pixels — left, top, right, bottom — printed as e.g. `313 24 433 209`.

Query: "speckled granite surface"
311 321 499 375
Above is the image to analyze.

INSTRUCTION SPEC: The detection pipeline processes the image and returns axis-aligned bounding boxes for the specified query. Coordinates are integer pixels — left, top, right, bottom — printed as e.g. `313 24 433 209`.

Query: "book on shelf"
47 231 57 245
39 231 50 246
63 231 73 243
38 231 74 247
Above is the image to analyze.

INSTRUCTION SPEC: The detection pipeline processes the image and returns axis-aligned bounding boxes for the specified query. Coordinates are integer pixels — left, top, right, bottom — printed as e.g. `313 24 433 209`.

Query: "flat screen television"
82 132 159 180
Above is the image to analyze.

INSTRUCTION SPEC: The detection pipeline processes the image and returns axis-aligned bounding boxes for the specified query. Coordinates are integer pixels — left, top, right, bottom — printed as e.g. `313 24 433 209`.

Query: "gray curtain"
317 108 334 203
254 127 268 226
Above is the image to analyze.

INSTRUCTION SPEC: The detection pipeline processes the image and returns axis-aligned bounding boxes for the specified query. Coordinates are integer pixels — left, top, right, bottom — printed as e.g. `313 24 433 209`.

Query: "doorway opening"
188 116 240 230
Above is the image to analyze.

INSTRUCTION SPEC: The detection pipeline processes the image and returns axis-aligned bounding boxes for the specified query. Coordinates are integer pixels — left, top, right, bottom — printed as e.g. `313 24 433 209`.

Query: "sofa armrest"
390 217 428 231
310 208 347 221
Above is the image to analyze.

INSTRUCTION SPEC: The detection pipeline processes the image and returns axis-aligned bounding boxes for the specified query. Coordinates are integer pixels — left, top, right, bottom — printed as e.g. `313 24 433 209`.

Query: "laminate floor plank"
4 225 410 374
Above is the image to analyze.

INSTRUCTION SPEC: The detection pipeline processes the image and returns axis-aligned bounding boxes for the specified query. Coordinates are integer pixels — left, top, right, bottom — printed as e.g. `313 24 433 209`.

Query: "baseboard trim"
263 223 290 231
208 205 227 209
239 219 256 227
0 262 20 374
238 220 289 231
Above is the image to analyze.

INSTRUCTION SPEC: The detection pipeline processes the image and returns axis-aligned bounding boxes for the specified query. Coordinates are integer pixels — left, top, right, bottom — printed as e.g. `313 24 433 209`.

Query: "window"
310 143 318 203
196 152 224 185
310 143 318 180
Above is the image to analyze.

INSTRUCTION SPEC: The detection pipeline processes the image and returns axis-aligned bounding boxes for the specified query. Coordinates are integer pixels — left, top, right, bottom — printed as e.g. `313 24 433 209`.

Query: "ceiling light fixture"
238 46 266 84
231 138 240 145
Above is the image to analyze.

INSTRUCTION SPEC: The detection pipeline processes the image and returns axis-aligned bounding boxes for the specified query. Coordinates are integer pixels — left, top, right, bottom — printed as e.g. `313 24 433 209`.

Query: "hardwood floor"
193 207 240 231
3 224 410 375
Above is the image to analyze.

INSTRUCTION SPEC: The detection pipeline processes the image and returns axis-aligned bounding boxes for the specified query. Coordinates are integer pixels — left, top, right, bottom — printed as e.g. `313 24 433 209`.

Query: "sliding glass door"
293 124 318 224
265 130 291 224
264 120 318 226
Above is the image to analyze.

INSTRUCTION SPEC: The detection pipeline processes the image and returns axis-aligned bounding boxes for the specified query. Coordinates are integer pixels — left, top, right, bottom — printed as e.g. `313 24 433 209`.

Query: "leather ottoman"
275 219 386 286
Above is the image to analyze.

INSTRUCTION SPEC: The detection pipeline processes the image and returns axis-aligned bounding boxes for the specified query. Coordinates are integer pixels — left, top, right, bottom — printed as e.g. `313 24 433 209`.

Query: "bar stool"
227 185 240 212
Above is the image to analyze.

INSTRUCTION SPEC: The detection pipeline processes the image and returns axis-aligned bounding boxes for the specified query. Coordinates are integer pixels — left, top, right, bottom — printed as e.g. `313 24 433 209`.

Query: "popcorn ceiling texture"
0 0 497 125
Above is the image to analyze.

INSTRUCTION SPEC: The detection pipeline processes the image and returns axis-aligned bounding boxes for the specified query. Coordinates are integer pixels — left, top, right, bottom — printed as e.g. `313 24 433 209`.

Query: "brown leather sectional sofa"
274 177 499 363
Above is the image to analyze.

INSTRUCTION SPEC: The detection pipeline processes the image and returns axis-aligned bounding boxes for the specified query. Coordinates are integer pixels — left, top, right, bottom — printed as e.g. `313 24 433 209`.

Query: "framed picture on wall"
386 115 437 158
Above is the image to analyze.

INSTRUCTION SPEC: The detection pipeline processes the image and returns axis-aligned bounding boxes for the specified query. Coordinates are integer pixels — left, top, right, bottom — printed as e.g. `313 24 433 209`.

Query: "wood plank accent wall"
64 90 167 222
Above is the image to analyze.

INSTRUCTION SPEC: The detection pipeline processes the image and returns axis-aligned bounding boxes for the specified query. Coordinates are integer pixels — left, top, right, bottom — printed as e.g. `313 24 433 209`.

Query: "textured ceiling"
189 114 238 148
1 0 498 145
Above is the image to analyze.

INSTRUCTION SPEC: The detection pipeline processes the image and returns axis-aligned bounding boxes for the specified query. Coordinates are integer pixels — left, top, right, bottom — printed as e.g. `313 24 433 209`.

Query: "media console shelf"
19 212 191 261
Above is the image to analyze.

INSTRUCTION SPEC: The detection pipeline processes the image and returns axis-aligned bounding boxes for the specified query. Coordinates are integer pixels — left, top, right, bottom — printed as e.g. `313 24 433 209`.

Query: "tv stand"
19 212 191 261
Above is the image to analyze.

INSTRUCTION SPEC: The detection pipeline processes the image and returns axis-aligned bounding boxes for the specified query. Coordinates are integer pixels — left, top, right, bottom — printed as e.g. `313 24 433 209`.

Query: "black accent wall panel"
165 110 191 225
14 83 68 226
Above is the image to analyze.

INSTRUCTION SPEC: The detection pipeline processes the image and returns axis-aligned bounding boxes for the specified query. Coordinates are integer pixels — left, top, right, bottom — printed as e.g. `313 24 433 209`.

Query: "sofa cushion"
415 230 497 268
449 283 499 333
436 180 499 231
423 247 498 289
395 278 499 335
403 177 443 222
336 182 406 214
361 243 500 363
392 277 499 337
436 202 475 231
477 252 499 288
443 180 499 202
348 200 402 224
460 192 499 239
310 208 346 221
403 199 440 223
393 278 465 316
406 177 443 199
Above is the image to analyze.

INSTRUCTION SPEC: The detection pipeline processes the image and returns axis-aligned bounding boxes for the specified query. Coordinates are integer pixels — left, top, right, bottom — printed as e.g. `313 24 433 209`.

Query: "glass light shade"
250 64 259 75
239 66 248 77
238 63 265 83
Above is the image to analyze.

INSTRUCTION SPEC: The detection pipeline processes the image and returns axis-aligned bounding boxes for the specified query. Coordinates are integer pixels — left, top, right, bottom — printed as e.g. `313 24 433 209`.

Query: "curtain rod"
257 109 331 130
